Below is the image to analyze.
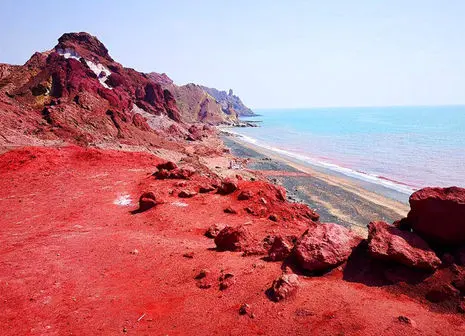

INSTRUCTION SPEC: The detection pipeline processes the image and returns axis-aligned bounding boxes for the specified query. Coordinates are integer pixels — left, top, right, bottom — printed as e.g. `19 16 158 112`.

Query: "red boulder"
367 221 441 271
406 187 465 245
138 191 157 211
293 223 360 272
214 225 252 251
217 179 238 195
267 273 299 302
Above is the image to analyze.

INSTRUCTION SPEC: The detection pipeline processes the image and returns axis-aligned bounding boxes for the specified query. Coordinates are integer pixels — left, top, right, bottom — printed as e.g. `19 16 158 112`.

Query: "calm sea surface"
230 106 465 194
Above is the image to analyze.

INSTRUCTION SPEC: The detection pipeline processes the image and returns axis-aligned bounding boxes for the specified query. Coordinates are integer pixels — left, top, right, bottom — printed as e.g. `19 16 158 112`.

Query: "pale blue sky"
1 0 465 108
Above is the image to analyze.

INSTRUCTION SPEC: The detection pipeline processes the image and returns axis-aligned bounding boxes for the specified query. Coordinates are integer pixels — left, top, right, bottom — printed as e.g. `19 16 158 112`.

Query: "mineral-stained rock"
214 225 252 251
223 206 237 214
199 185 216 193
217 179 238 195
426 284 460 303
268 236 294 261
204 223 226 238
218 272 235 290
138 191 157 211
268 214 279 222
157 161 177 171
267 273 299 302
293 223 360 272
238 190 253 200
178 190 197 198
406 187 465 245
367 221 441 271
153 167 195 180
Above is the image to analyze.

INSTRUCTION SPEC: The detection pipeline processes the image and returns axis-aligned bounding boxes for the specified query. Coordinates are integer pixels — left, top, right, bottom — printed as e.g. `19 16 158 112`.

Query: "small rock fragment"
224 206 237 214
157 161 177 171
397 315 416 328
217 179 238 195
267 273 299 302
183 252 194 259
199 185 216 193
268 214 279 222
219 272 235 290
215 225 252 251
238 191 253 200
178 190 197 198
268 236 294 261
205 223 227 239
239 304 254 318
138 192 157 211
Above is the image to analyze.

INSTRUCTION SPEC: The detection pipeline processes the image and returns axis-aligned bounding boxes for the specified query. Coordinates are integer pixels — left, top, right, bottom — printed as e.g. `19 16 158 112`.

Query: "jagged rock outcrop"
200 86 256 117
0 32 240 147
147 73 238 124
404 187 465 245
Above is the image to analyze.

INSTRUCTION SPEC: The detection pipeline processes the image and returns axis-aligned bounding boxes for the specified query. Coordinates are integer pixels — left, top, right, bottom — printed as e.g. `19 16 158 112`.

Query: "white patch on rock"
114 194 132 206
56 48 112 89
171 201 189 207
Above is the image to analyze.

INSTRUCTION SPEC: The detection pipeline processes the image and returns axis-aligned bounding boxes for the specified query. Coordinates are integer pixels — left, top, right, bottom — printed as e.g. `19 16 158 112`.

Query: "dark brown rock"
138 191 157 211
268 236 294 261
178 190 197 198
217 179 238 195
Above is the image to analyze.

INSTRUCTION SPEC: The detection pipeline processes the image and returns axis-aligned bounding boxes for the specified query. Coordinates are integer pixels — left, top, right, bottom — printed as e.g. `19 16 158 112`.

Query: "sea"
228 106 465 197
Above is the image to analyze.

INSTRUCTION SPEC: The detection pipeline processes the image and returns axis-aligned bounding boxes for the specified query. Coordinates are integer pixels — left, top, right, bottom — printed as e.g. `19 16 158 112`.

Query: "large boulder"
214 225 252 251
406 187 465 245
367 221 441 271
293 223 360 272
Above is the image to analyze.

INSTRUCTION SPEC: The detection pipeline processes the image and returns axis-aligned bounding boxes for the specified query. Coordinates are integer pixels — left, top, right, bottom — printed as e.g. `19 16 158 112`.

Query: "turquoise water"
231 106 465 193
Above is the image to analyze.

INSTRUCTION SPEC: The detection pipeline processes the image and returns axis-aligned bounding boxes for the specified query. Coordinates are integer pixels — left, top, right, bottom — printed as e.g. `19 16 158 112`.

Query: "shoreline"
221 127 416 199
221 133 410 235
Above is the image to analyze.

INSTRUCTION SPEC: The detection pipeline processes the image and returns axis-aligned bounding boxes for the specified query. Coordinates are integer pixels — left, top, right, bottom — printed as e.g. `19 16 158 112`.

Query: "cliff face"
200 86 256 117
0 32 236 148
147 73 238 125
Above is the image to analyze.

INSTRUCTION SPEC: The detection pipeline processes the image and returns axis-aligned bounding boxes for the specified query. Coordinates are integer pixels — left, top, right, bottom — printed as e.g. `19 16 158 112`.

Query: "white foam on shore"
224 129 416 195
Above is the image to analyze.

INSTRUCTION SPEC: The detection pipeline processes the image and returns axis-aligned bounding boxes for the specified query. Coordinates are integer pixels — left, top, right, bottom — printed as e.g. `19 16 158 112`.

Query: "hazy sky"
1 0 465 108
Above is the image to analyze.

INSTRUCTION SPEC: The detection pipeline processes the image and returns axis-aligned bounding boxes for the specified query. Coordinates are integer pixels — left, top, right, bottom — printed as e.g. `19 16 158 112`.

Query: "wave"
225 129 416 195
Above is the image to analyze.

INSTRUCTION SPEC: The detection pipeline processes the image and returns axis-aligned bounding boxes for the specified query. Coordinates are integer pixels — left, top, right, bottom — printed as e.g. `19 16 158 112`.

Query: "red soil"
0 146 464 335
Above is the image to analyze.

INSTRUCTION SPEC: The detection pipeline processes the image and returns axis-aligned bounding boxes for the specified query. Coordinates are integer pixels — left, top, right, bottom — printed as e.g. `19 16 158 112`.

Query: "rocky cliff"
200 86 256 117
147 73 237 124
0 32 237 148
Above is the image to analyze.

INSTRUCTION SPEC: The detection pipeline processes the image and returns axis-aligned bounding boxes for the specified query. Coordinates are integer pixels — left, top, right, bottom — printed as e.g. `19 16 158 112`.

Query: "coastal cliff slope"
200 85 256 116
0 32 464 335
0 32 236 148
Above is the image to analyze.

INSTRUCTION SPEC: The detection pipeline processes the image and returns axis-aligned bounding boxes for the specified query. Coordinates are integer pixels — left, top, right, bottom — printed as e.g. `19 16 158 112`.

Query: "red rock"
171 168 195 179
367 221 441 271
218 272 235 290
426 284 460 303
153 167 195 180
239 303 253 317
178 190 197 198
217 179 238 195
268 214 279 222
238 190 253 200
199 185 216 193
406 187 465 245
268 236 294 261
157 161 177 171
204 223 226 238
293 223 360 272
267 273 299 302
214 225 252 251
138 191 157 211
